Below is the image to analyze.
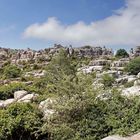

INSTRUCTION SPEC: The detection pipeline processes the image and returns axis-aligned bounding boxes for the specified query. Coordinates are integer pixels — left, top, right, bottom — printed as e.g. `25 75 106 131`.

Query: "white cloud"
23 0 140 46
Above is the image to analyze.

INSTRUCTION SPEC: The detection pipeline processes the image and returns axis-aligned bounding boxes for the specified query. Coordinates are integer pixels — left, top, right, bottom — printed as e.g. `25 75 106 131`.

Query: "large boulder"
0 100 4 108
122 86 140 96
3 99 16 107
14 90 28 100
137 72 140 79
17 93 38 102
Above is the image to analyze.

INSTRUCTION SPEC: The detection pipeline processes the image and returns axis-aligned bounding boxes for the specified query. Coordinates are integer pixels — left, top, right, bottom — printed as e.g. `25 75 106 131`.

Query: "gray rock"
17 93 38 102
0 100 4 108
122 86 140 96
14 90 28 100
3 99 16 107
137 72 140 79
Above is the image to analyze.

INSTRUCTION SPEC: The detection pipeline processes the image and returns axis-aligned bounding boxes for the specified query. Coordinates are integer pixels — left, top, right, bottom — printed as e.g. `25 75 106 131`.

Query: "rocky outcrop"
130 46 140 57
89 59 111 66
78 66 104 74
75 46 113 58
111 58 130 68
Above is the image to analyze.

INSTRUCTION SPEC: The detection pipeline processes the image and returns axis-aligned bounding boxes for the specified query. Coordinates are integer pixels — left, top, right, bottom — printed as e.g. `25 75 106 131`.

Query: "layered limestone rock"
75 46 113 58
111 58 130 68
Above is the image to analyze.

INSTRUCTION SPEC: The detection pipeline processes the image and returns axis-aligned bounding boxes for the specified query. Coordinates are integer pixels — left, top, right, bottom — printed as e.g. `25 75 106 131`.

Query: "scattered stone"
14 90 28 100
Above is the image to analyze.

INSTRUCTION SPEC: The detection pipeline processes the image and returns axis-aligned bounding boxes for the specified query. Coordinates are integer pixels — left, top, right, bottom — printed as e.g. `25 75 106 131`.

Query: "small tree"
115 49 129 58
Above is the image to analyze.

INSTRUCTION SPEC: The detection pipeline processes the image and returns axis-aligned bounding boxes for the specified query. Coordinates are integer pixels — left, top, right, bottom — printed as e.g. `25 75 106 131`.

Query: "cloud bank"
23 0 140 46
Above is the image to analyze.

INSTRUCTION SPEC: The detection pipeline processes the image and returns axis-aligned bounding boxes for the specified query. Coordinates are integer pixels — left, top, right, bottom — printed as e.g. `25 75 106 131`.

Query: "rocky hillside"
0 45 140 140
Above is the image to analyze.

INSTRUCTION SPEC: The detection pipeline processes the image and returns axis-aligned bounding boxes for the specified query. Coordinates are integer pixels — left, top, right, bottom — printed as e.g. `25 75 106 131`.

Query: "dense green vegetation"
125 57 140 75
0 103 46 140
101 74 115 87
3 65 21 79
1 49 140 140
115 49 129 58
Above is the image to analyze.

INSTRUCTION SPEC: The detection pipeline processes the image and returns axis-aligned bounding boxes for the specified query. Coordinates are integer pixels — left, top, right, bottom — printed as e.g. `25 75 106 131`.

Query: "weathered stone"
3 99 15 107
111 58 130 67
17 93 38 102
122 86 140 96
78 66 103 74
89 59 111 66
134 80 140 86
14 90 28 100
0 100 4 108
116 75 136 85
137 72 140 79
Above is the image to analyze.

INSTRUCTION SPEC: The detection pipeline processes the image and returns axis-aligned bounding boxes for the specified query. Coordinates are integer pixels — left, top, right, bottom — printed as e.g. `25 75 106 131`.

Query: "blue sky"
0 0 139 50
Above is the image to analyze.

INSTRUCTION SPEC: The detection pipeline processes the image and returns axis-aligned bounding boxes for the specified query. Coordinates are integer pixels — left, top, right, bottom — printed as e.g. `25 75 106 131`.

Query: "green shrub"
0 103 45 140
125 57 140 75
4 65 21 79
115 49 129 58
0 83 25 100
124 81 134 88
101 74 115 87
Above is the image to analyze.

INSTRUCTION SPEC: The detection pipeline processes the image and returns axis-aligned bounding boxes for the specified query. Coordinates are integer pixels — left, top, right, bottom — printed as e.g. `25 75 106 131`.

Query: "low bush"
125 57 140 75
